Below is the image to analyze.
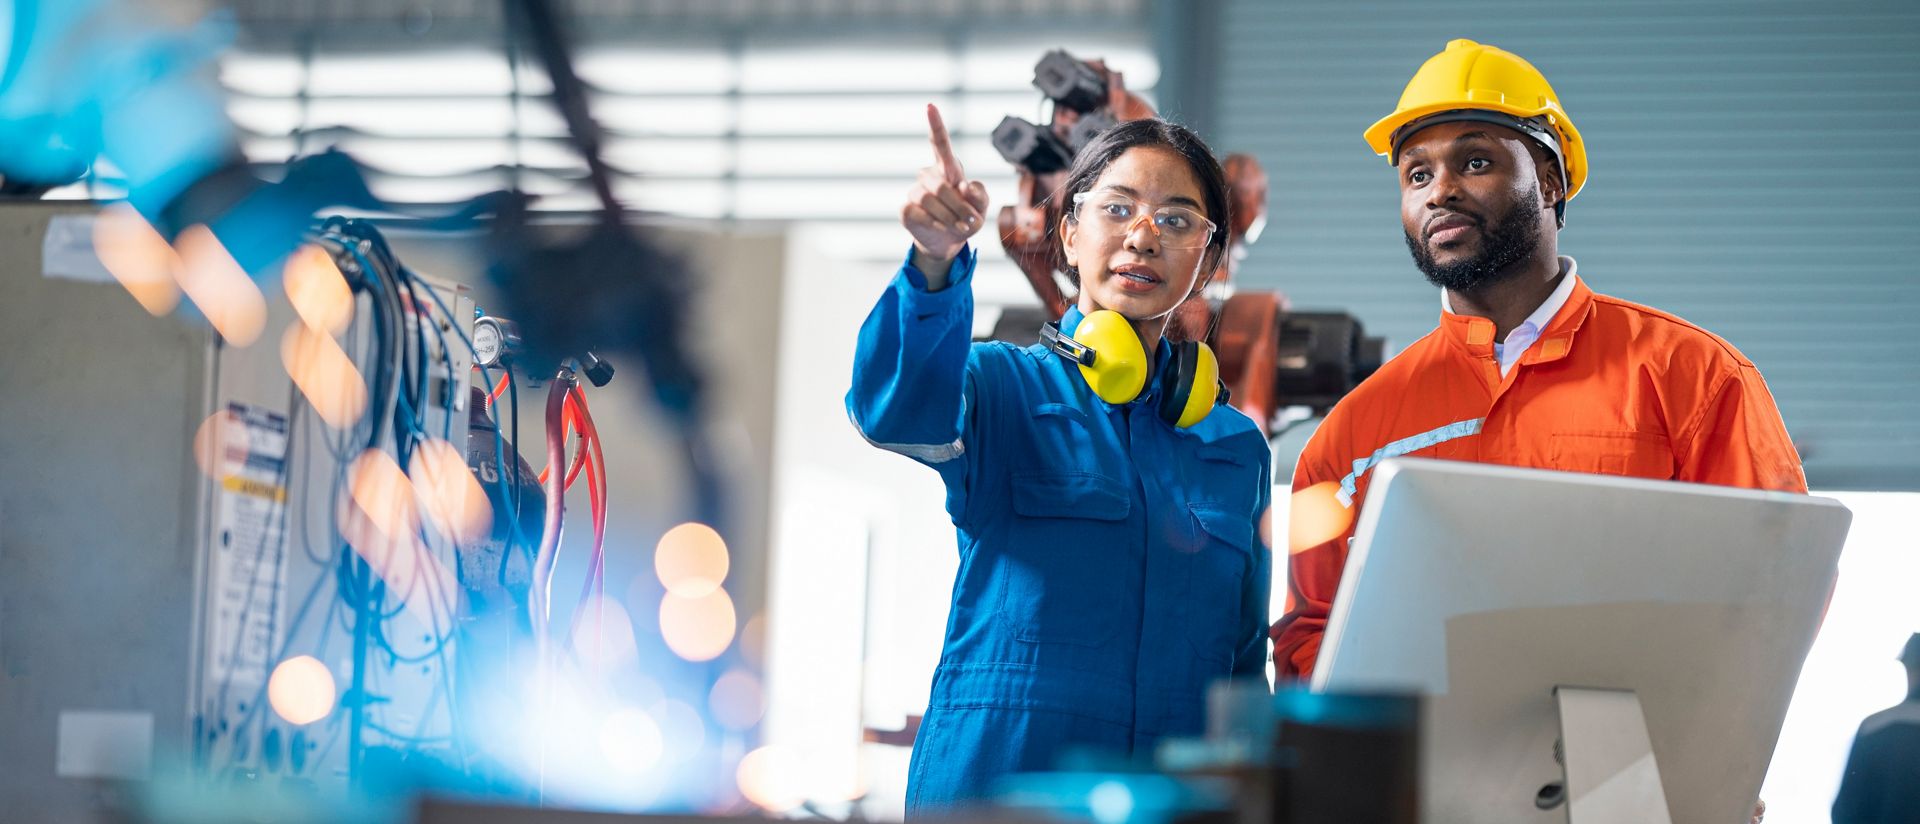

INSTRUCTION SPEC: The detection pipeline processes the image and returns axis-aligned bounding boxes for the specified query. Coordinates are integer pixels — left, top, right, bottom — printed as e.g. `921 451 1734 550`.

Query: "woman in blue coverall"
847 105 1271 813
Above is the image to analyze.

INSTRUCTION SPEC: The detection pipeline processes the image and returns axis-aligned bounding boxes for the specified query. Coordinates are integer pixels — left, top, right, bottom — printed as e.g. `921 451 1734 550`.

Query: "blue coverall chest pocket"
1022 402 1124 480
1003 467 1131 649
1181 502 1253 664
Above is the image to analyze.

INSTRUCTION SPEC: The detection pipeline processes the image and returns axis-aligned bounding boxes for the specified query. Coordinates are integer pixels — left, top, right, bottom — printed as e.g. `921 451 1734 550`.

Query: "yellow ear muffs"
1039 309 1149 405
1039 310 1227 427
1157 340 1223 429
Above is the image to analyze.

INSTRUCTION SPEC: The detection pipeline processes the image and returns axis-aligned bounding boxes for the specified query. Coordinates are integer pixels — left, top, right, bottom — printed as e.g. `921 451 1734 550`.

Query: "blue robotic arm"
0 0 238 215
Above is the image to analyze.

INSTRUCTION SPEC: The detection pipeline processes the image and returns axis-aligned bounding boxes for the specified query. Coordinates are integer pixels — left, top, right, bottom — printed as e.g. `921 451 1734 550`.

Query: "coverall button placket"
1120 400 1149 751
1127 396 1185 753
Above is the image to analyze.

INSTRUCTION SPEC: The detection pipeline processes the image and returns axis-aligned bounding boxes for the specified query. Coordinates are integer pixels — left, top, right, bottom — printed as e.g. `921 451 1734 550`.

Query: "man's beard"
1404 188 1544 294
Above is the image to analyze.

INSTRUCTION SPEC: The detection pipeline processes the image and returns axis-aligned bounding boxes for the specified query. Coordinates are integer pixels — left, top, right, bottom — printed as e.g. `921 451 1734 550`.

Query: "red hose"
530 376 572 641
537 396 591 490
486 373 509 409
567 385 611 653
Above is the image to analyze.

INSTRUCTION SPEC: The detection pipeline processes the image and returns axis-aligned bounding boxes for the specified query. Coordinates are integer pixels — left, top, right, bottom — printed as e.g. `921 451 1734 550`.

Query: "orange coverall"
1272 276 1808 679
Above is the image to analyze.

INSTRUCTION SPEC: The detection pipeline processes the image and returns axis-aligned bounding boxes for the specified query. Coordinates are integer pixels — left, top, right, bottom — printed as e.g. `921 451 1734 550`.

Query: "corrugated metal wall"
1213 0 1920 490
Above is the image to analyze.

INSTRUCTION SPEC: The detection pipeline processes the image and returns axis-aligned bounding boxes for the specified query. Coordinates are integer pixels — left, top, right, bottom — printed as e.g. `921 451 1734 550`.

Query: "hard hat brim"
1365 99 1587 200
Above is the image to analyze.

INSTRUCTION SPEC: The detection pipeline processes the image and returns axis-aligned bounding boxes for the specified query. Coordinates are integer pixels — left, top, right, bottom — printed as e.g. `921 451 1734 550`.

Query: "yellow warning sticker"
221 475 288 502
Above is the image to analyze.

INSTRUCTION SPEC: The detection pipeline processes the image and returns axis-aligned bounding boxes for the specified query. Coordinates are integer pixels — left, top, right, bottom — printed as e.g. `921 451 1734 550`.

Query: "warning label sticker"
206 402 290 686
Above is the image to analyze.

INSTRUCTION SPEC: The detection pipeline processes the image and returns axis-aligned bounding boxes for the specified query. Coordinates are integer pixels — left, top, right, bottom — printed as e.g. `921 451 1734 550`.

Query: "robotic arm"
0 0 237 214
0 0 722 530
987 49 1383 435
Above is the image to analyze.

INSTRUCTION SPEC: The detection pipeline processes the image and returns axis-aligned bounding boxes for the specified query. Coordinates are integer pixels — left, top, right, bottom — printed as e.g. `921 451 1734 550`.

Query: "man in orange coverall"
1270 39 1809 682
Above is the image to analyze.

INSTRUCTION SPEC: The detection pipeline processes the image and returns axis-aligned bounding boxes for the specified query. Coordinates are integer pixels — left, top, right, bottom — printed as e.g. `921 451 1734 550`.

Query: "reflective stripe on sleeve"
849 409 965 464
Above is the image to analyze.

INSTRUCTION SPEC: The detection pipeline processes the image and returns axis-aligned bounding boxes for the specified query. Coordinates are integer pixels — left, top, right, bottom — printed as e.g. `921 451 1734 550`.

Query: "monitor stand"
1551 687 1673 823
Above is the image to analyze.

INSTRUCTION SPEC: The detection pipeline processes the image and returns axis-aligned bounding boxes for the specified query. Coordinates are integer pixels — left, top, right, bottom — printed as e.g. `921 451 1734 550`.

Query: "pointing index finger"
926 103 963 185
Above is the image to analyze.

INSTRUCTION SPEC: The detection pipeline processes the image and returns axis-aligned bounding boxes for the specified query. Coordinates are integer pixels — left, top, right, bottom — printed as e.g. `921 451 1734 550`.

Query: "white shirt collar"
1441 256 1580 376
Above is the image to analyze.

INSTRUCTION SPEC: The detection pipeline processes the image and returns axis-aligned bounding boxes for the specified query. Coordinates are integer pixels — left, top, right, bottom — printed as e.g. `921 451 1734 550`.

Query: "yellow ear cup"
1174 342 1221 429
1073 310 1148 404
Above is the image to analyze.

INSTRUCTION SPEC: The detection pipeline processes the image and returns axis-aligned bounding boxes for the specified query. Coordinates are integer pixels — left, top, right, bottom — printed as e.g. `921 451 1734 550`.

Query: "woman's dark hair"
1058 117 1232 287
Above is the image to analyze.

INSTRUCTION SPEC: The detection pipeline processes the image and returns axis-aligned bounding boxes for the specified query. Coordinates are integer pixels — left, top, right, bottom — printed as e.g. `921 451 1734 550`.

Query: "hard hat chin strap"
1390 110 1570 226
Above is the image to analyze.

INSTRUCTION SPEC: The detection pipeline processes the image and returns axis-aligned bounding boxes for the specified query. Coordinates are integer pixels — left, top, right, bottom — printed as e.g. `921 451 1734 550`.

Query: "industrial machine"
178 215 638 803
987 50 1387 433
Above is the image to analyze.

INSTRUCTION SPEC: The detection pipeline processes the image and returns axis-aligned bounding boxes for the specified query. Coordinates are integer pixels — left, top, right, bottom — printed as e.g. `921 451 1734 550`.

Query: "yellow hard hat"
1365 39 1588 202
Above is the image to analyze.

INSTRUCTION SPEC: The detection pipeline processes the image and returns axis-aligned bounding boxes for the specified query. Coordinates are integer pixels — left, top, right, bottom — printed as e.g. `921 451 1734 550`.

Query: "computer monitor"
1313 458 1850 824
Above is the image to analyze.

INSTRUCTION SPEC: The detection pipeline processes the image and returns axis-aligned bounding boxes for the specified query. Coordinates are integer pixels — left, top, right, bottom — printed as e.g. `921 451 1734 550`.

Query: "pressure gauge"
472 316 521 367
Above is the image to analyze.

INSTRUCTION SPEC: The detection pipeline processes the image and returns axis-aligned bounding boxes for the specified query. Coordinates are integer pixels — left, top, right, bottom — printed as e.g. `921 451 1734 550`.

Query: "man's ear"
1535 149 1567 211
1060 213 1079 270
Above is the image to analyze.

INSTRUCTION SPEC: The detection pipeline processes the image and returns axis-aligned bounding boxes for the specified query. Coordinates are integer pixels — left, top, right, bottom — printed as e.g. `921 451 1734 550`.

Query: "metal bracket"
1554 687 1673 824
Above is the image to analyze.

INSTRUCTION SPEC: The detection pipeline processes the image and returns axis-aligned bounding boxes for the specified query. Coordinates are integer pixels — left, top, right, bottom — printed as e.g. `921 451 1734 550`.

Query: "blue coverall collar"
1060 304 1086 336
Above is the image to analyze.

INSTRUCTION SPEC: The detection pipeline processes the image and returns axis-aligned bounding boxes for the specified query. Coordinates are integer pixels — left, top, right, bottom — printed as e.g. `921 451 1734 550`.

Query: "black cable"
345 225 470 778
267 222 496 786
343 238 397 455
367 593 454 665
298 410 346 568
368 251 418 460
332 230 401 787
399 268 460 442
408 270 528 578
398 274 431 445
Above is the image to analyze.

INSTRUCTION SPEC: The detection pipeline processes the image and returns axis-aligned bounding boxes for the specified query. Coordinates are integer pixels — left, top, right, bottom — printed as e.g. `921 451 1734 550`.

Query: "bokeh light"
283 244 354 335
408 437 494 545
624 674 668 715
569 595 639 669
280 322 368 431
340 449 459 628
1288 481 1354 554
659 588 736 662
267 655 337 726
599 707 664 775
191 408 245 480
654 522 729 597
651 698 707 762
1089 780 1136 824
709 668 766 731
736 746 804 812
173 225 267 347
347 449 419 541
739 613 768 667
92 204 180 316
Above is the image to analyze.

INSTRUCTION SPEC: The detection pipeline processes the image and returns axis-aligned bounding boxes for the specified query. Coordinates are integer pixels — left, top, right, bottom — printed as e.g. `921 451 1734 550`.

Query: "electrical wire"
319 224 467 781
203 222 459 782
398 261 528 770
406 264 526 564
300 222 565 783
488 373 510 409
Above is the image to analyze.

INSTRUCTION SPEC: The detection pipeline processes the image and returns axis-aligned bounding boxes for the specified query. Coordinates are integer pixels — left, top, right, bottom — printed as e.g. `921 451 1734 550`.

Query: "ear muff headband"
1169 341 1222 429
1157 341 1197 426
